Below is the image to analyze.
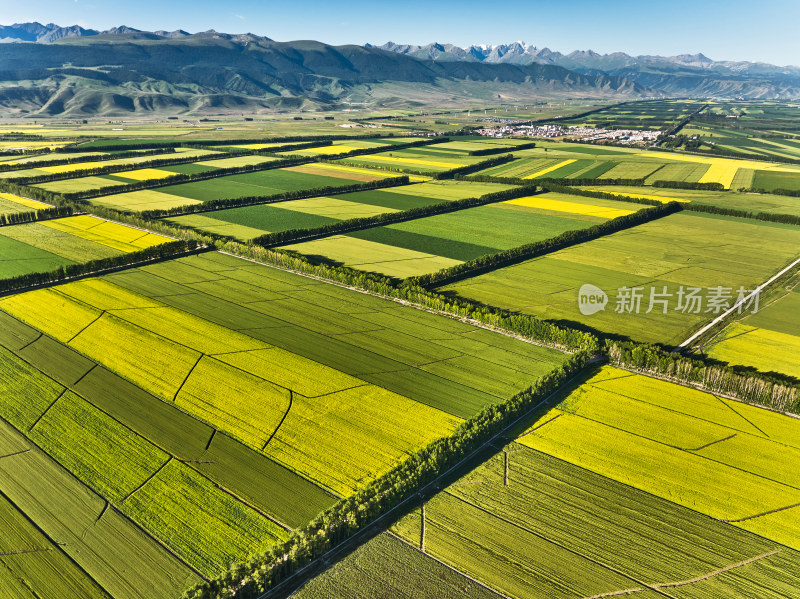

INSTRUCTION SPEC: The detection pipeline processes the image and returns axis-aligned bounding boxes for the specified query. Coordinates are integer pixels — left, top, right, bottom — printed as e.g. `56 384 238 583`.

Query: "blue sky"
1 0 797 65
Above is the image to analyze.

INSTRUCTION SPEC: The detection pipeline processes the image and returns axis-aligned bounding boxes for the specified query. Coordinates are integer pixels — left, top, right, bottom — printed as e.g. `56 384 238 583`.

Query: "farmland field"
293 533 499 599
88 166 389 212
581 185 800 215
0 215 171 278
517 366 800 547
281 191 636 277
0 251 567 495
164 180 510 241
441 211 800 345
388 443 800 599
705 277 800 378
381 365 800 597
1 111 799 599
0 192 52 214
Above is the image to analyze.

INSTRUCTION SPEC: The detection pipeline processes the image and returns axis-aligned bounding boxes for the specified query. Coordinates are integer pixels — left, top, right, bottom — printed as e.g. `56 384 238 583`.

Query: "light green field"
283 235 463 278
443 212 800 345
583 185 800 216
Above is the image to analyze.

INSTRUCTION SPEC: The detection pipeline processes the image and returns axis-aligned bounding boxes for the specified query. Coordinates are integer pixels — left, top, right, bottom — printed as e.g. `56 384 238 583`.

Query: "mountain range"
373 41 800 99
0 22 797 117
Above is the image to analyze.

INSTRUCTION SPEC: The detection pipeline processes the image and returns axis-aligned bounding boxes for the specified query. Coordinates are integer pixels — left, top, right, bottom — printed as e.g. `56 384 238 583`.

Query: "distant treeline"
683 202 800 225
319 158 436 178
652 180 724 191
2 149 262 185
55 157 316 202
462 173 647 187
56 133 395 153
607 341 798 413
326 137 449 159
746 187 800 198
0 148 178 172
537 182 663 206
468 142 536 156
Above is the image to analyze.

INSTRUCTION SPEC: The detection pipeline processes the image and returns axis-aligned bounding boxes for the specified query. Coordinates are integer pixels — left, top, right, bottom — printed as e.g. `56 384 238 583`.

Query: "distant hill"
0 24 645 117
371 41 800 100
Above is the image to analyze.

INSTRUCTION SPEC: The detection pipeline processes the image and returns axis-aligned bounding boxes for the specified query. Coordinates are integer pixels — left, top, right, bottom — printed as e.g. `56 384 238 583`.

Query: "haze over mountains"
374 41 800 99
0 22 797 117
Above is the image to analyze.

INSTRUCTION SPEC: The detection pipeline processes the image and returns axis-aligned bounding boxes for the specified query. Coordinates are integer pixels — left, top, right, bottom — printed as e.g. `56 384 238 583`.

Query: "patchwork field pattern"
705 281 800 378
517 366 800 550
0 214 171 278
0 252 567 498
281 191 633 277
164 180 510 241
388 428 800 599
442 212 800 345
88 167 384 212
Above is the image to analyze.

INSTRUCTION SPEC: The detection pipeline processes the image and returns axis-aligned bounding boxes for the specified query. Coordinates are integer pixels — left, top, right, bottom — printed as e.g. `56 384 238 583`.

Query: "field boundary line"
655 549 780 588
171 353 206 402
16 332 43 352
582 549 780 599
443 491 672 599
720 503 800 523
676 433 737 452
676 255 800 350
711 394 772 437
71 363 98 388
0 547 51 557
66 310 106 344
27 389 67 432
259 357 606 599
121 456 172 503
262 391 293 451
0 448 31 460
515 413 563 439
386 531 512 599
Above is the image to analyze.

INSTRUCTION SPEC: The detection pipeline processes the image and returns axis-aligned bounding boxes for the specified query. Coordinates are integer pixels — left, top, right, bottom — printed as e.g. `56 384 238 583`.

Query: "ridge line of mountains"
0 22 797 117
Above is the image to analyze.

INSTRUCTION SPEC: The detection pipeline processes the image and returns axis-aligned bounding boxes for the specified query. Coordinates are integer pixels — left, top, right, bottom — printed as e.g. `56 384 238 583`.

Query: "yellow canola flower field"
639 152 800 188
505 196 635 218
113 168 180 181
698 163 742 189
0 192 51 209
0 288 102 342
707 323 800 379
523 159 577 179
40 215 171 252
